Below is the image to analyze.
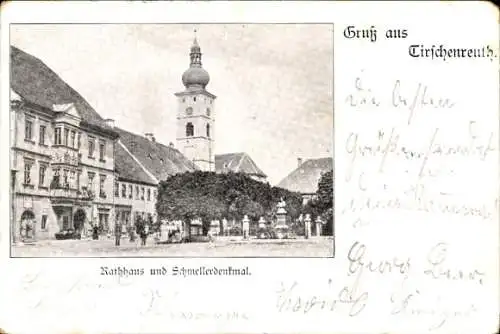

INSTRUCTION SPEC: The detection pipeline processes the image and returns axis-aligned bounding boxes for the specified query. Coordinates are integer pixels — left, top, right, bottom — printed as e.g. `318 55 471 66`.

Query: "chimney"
169 142 174 148
297 157 303 167
104 118 115 128
145 133 156 142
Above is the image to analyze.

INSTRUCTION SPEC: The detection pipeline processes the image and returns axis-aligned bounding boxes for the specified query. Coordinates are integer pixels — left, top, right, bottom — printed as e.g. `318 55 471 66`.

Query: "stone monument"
304 214 311 239
258 216 266 228
276 198 287 227
242 215 250 240
315 216 323 236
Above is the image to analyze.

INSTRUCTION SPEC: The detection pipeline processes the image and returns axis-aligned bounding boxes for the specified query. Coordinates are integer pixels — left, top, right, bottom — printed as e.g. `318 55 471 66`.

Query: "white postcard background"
0 2 498 334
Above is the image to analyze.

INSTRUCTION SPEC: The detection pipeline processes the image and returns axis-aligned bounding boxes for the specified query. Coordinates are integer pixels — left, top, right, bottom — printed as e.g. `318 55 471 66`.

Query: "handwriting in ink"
345 75 381 107
275 275 368 317
390 286 477 331
392 80 455 124
347 241 411 277
342 187 495 221
423 243 485 285
344 125 496 182
417 128 439 179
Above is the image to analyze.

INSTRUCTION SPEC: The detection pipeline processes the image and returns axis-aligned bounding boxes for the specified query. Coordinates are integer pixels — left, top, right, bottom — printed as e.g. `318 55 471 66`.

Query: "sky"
11 24 333 185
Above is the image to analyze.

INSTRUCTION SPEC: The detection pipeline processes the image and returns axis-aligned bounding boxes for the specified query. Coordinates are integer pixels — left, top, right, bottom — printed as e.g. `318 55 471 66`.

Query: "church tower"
175 32 216 172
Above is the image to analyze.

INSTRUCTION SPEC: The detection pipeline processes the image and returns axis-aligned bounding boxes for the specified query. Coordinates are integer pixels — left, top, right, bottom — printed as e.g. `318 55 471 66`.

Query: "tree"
316 169 334 235
317 170 333 209
197 195 225 235
156 171 303 235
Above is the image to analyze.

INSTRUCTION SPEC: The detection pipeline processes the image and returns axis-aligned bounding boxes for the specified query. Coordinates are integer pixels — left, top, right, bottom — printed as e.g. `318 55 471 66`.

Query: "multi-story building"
215 153 267 183
113 130 165 231
277 157 333 204
10 46 119 241
112 127 199 233
10 36 270 242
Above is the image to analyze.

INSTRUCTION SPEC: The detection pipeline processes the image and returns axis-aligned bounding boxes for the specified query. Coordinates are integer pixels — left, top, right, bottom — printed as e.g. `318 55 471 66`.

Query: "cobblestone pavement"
11 237 334 257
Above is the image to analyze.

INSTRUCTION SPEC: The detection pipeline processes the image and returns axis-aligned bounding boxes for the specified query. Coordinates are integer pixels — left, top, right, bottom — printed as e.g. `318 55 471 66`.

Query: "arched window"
185 107 193 116
206 124 210 138
186 122 194 137
21 210 35 221
206 108 211 116
20 210 35 238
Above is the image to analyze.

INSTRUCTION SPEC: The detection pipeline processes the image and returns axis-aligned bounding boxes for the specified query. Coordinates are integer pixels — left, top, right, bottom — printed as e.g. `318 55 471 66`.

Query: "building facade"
10 35 270 242
113 138 159 232
214 152 267 183
277 157 333 204
10 46 119 241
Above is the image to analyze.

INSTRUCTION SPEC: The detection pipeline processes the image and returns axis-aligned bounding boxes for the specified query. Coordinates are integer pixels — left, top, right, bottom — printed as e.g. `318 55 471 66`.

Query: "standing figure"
129 225 136 242
92 224 99 240
140 223 148 246
114 223 121 246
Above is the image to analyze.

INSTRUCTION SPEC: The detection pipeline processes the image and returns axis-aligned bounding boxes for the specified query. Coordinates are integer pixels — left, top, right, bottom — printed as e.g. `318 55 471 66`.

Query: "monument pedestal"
304 214 311 239
276 212 287 226
242 215 250 240
275 198 288 227
315 217 323 237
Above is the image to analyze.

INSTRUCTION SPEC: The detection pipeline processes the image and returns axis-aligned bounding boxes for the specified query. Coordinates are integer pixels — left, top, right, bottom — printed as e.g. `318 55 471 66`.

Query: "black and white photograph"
9 24 334 257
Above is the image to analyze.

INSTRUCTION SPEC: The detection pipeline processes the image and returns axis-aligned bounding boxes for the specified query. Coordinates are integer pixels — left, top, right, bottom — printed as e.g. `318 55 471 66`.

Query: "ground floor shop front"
12 194 115 242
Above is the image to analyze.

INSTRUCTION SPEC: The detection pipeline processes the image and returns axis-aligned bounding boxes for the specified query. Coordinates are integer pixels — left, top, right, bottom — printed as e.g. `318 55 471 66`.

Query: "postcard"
0 1 498 333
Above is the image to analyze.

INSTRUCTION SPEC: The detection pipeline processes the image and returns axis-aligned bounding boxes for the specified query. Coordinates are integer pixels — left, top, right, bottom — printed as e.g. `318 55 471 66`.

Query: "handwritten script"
273 69 496 332
13 269 250 323
341 70 495 331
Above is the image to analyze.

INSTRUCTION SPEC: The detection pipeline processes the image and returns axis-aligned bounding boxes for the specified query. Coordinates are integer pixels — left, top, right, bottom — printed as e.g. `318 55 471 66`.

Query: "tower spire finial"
189 28 201 67
193 28 198 46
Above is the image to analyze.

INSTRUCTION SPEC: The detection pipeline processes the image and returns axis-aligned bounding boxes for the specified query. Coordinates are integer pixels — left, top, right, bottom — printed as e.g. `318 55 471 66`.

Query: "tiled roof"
114 141 157 185
114 127 198 182
215 152 266 177
277 157 333 194
10 45 106 127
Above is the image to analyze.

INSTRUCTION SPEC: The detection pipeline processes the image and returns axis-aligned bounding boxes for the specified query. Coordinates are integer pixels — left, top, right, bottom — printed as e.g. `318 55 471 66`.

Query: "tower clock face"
186 107 193 116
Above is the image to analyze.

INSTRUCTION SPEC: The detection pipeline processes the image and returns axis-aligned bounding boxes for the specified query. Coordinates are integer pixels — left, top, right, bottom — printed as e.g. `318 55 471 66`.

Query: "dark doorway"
73 209 86 234
20 210 35 239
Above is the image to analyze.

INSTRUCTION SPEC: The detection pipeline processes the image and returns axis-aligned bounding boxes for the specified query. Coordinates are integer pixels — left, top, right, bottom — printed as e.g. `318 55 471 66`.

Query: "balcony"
50 187 78 199
78 187 95 201
49 181 95 203
50 185 78 206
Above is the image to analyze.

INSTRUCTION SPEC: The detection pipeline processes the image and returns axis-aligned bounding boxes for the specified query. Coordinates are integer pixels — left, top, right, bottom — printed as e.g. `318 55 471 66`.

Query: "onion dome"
181 36 210 89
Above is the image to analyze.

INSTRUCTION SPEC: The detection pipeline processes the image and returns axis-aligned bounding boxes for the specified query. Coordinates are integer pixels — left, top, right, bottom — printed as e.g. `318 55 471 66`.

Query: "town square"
10 24 334 257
